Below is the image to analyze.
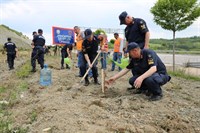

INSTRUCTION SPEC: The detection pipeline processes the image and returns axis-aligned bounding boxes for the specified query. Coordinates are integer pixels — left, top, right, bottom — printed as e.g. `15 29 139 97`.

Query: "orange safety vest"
100 37 108 52
76 32 84 51
114 37 121 52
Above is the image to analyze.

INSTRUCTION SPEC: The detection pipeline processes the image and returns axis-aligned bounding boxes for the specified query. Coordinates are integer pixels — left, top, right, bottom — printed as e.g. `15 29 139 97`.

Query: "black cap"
114 33 119 36
38 29 43 33
119 11 128 25
7 37 11 41
84 29 92 39
32 31 37 35
127 42 140 52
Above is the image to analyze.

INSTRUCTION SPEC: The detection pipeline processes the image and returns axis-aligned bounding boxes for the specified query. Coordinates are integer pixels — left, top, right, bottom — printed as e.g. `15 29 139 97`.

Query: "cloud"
1 0 200 44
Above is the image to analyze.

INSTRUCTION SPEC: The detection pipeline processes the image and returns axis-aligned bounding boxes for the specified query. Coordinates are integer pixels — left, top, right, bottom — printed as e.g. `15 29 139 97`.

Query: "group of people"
3 11 171 101
106 11 171 101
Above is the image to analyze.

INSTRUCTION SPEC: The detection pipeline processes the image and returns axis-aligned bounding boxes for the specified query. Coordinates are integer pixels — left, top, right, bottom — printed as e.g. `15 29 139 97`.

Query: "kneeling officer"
106 42 171 101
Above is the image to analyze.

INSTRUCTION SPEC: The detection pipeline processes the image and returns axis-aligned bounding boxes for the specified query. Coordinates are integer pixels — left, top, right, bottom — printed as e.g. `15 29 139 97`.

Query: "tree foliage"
151 0 200 32
94 29 106 35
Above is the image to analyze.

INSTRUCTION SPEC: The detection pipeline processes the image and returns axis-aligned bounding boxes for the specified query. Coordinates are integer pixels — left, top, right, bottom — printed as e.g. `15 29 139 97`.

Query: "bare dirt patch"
0 52 200 133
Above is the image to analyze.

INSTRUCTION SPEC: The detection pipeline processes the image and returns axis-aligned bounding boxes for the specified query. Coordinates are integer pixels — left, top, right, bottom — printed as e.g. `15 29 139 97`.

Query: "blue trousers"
78 51 92 77
100 52 107 70
129 73 171 95
112 52 122 71
80 53 97 80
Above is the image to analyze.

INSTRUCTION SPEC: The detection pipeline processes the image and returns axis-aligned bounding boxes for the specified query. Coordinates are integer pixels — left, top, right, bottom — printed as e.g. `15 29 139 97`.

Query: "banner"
52 26 75 45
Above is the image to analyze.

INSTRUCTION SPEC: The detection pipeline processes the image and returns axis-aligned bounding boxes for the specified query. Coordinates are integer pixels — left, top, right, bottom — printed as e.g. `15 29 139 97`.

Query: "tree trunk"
172 31 176 72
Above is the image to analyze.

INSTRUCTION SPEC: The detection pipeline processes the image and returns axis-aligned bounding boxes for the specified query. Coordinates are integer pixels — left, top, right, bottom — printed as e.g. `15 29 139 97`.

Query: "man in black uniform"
60 44 73 69
106 42 171 101
81 29 100 86
31 29 45 72
119 11 150 91
4 38 18 70
119 11 150 49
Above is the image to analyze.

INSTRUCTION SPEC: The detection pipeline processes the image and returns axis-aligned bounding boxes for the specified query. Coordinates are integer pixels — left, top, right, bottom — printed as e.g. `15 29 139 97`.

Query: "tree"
94 29 106 35
151 0 200 71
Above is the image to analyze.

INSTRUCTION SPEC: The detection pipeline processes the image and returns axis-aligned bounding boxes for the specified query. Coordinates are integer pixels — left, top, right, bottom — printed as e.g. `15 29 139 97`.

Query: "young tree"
151 0 200 71
94 29 106 35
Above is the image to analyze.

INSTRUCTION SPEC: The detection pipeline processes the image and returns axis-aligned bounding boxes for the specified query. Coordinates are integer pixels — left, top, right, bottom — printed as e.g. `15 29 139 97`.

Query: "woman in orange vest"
99 34 108 69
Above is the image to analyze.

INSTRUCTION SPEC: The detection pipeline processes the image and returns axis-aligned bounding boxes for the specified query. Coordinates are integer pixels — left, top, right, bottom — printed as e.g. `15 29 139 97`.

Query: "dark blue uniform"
125 18 149 49
61 44 73 69
31 35 45 70
81 35 99 83
4 41 17 70
126 49 170 96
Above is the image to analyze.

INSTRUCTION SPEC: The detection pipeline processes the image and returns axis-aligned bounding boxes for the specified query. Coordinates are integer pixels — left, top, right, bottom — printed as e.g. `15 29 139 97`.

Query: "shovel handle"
80 51 101 83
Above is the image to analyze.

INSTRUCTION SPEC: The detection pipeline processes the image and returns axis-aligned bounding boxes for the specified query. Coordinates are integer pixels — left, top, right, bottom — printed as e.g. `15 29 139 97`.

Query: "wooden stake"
101 69 105 93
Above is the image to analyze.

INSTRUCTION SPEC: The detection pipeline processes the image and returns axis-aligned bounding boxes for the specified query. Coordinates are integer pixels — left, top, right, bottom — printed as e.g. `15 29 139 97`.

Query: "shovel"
71 51 101 90
80 51 101 83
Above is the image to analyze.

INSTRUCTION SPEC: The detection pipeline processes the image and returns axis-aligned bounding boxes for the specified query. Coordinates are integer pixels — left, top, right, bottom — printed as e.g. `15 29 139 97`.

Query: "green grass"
30 110 37 123
15 61 32 78
17 82 29 92
168 70 200 81
0 86 6 94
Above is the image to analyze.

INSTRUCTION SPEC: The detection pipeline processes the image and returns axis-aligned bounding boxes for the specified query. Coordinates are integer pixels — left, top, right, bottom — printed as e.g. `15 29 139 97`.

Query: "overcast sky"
1 0 200 44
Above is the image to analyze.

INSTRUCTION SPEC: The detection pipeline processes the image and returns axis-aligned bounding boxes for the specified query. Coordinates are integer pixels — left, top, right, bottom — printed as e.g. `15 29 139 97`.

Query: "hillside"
150 36 200 51
0 24 32 50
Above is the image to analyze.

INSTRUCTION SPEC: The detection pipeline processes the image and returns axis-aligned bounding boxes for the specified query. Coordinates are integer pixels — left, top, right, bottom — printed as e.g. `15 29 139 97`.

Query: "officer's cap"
84 29 92 39
119 11 128 25
7 37 11 41
127 42 140 52
38 29 43 33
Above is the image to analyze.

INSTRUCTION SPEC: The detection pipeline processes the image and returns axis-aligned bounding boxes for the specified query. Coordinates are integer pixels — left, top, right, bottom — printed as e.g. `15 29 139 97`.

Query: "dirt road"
0 52 200 133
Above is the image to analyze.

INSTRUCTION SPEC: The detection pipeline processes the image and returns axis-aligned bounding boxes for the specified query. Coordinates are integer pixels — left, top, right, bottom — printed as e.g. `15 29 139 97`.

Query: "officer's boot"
94 78 100 85
84 78 90 86
61 65 64 69
31 67 36 72
66 64 70 69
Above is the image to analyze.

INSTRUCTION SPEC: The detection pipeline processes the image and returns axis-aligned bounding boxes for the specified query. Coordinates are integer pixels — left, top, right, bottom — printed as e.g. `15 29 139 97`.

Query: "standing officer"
4 37 18 70
111 33 123 71
119 11 150 49
81 29 100 86
106 42 171 101
31 29 45 72
74 26 85 77
60 44 72 69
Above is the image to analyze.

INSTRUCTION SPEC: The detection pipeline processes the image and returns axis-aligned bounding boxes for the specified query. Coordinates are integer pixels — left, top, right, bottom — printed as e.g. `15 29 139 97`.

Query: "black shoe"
94 78 101 85
145 90 152 96
66 65 70 69
149 94 163 101
31 69 36 72
127 86 135 91
84 80 90 86
134 89 146 94
94 79 100 85
61 66 64 69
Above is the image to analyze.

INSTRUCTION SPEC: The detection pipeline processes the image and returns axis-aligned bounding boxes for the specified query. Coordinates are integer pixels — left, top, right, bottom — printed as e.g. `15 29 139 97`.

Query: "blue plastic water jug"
40 64 52 86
